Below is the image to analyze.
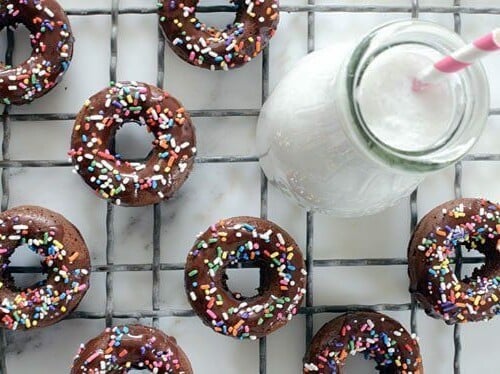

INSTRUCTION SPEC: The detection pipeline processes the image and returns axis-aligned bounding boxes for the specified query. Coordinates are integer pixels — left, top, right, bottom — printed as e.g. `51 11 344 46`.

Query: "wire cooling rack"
0 0 499 373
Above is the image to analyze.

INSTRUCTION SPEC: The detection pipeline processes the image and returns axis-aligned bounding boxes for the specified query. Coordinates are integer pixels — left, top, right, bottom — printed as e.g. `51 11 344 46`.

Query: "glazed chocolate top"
304 312 423 374
0 0 73 105
0 206 90 330
185 216 307 339
71 325 193 373
159 0 279 70
69 81 197 207
408 198 500 323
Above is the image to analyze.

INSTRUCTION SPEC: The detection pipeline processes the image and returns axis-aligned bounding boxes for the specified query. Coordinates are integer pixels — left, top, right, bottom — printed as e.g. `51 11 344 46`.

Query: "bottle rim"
336 19 490 173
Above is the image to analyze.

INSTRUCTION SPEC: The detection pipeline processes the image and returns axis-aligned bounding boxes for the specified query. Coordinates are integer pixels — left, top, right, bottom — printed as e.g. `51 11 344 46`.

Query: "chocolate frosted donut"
304 312 423 373
185 216 307 339
0 206 90 330
69 81 197 207
408 198 500 323
71 325 193 373
159 0 279 70
0 0 74 105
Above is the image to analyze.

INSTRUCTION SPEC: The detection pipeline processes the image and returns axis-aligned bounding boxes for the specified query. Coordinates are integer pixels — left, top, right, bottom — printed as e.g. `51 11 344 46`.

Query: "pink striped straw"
413 28 500 91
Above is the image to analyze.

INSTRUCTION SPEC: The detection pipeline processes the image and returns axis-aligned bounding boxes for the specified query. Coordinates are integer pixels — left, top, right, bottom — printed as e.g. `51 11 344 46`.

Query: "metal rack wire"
0 0 498 373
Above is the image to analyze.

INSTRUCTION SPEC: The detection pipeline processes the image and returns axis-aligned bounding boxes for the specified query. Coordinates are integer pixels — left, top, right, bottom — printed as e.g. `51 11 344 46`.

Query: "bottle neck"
335 20 489 174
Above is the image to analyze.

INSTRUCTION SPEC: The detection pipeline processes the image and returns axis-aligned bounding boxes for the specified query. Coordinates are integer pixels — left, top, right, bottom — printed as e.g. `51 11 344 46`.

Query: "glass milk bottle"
257 20 489 217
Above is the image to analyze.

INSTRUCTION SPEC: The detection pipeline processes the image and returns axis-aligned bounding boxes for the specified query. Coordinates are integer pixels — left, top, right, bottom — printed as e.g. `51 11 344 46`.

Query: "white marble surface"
2 0 500 373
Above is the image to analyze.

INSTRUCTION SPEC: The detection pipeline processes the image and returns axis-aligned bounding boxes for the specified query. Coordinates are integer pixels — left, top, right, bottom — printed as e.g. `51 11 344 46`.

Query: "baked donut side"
0 206 90 330
0 0 74 105
408 198 500 323
71 325 193 373
69 81 197 207
185 216 307 339
159 0 279 70
303 312 423 374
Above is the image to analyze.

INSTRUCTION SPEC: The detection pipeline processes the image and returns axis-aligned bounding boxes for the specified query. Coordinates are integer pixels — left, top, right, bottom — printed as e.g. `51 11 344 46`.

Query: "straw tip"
411 78 428 92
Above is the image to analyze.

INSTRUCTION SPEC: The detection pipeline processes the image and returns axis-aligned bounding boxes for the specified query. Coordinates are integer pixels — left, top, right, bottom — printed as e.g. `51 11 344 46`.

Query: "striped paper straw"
413 28 500 91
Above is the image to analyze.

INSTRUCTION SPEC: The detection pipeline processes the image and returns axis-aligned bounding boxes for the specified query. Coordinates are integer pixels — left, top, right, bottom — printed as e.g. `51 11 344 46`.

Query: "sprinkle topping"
159 0 279 70
409 198 500 323
304 312 423 374
71 325 192 373
0 0 74 105
0 206 90 331
69 81 197 207
185 217 307 339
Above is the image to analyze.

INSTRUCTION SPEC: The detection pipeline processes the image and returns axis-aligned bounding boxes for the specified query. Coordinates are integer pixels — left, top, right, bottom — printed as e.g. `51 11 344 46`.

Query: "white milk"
356 44 457 152
257 46 424 216
257 20 488 217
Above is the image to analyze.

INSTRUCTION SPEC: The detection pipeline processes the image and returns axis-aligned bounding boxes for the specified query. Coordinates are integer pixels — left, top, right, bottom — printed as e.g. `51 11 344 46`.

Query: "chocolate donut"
185 216 307 339
408 198 500 323
0 206 90 330
303 312 423 373
0 0 73 105
69 81 197 207
159 0 279 70
71 325 193 373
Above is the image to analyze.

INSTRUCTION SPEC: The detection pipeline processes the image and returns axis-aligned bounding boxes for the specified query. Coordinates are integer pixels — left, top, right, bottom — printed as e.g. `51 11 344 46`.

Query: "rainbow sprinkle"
72 325 191 373
158 0 279 70
0 213 89 330
69 81 196 206
0 0 73 104
185 218 307 340
304 313 422 374
410 199 500 323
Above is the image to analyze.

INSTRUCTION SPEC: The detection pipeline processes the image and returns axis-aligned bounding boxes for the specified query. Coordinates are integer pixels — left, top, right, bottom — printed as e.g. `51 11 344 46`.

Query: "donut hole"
449 244 488 281
114 121 155 160
343 354 382 373
333 346 407 373
0 24 33 67
7 244 46 290
224 264 261 299
195 0 238 31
